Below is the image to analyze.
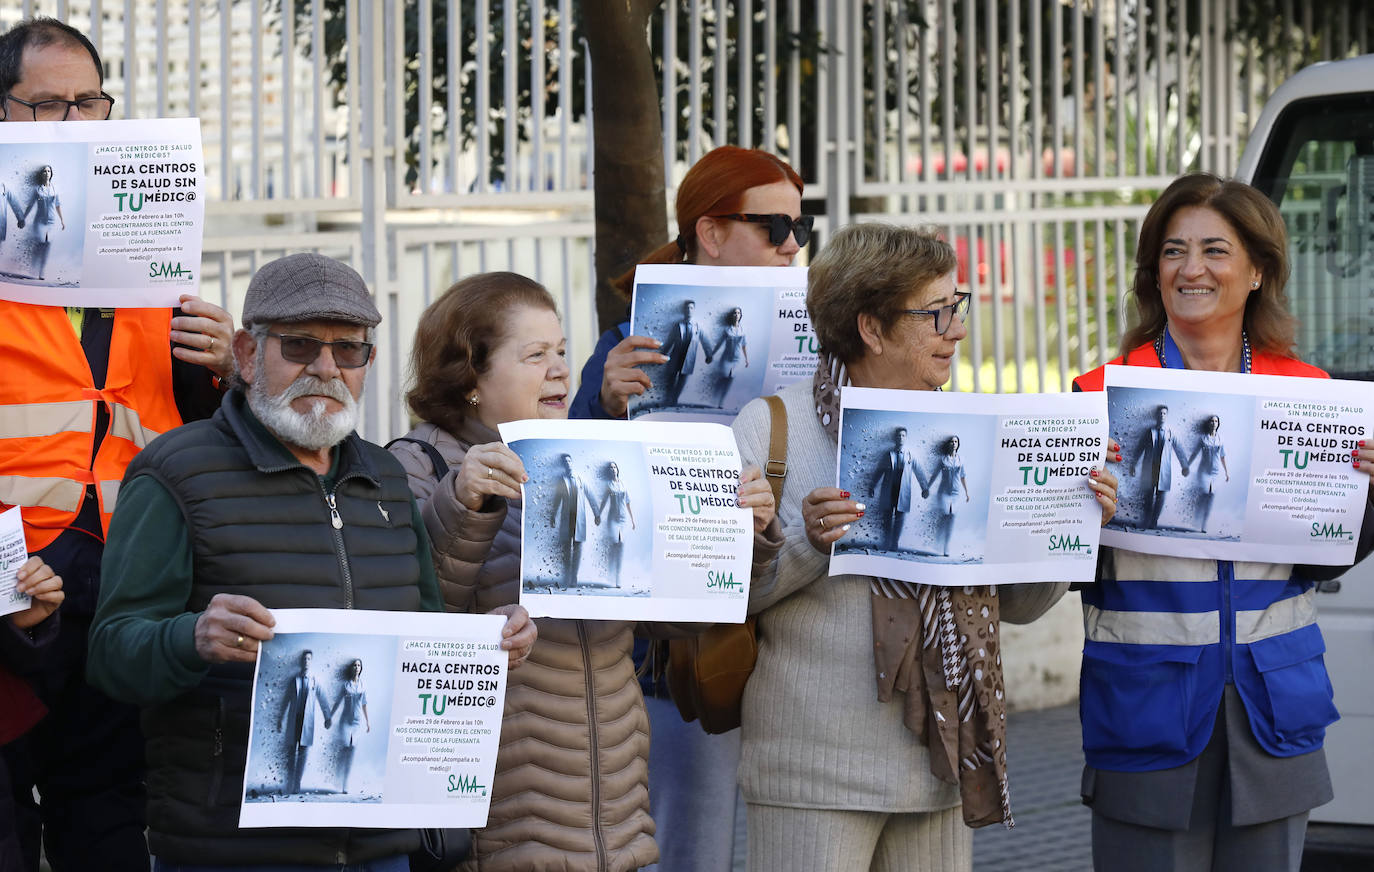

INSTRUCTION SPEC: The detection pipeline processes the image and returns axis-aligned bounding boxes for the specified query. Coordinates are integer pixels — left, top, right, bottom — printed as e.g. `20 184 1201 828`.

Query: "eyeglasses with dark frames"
2 92 115 122
899 292 971 335
268 332 374 368
709 212 814 248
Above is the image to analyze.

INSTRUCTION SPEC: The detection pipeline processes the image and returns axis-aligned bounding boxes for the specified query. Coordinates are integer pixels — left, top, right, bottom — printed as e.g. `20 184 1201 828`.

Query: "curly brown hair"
807 223 957 364
1123 172 1296 357
406 272 558 435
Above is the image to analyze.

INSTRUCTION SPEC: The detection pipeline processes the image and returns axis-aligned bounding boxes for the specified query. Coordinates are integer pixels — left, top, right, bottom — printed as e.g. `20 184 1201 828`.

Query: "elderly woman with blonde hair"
735 224 1118 872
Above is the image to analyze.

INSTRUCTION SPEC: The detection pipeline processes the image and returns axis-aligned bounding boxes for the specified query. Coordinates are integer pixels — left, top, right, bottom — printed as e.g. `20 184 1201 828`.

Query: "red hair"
611 146 803 297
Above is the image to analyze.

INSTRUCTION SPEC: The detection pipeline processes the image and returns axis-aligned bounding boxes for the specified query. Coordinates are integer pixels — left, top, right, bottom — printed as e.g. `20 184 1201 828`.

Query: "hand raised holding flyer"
628 264 815 422
1102 365 1374 563
239 609 507 829
498 418 758 622
0 118 203 306
831 387 1113 586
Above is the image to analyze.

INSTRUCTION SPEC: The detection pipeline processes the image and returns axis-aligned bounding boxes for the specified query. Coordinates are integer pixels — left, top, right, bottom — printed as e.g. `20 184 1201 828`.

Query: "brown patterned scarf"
813 351 1013 828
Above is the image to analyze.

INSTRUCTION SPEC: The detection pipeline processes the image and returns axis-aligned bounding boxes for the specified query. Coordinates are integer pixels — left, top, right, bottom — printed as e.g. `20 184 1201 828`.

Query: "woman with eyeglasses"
735 224 1118 872
568 144 808 872
20 164 63 281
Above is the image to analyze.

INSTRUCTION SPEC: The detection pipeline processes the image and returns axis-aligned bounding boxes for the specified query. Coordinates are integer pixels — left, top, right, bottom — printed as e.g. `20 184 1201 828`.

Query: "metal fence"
5 0 1371 440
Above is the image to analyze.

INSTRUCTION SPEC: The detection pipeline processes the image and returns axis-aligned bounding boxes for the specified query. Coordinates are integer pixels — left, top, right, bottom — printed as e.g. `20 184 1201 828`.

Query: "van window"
1251 94 1374 379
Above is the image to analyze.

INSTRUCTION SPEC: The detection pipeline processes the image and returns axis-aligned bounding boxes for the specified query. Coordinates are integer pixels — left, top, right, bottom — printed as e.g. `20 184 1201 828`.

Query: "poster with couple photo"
627 264 814 422
499 418 753 622
0 118 203 306
1101 365 1374 564
239 609 507 829
832 387 1108 586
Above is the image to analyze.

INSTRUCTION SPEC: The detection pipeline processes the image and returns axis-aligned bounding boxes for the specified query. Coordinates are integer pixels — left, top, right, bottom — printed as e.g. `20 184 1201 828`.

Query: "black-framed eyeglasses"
900 292 971 335
268 332 374 368
710 212 814 248
2 92 115 122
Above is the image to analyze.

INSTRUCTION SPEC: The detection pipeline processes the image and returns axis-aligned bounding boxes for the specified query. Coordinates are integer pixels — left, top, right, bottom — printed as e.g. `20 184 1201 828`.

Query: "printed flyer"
499 418 753 622
0 506 29 619
832 387 1108 585
0 118 204 307
627 264 813 422
1102 365 1374 563
239 609 507 829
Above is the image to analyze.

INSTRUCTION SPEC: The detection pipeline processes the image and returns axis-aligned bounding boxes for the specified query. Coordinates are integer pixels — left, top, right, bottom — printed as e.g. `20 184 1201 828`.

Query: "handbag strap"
762 395 787 504
385 436 451 480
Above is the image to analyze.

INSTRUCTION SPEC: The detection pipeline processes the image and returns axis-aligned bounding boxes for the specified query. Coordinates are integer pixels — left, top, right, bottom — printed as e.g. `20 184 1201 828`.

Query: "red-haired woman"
569 146 808 871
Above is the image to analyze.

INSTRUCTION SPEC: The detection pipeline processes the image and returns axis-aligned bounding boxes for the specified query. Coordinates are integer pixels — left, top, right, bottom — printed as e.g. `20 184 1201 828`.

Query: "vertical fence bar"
188 0 199 119
219 0 231 199
788 0 801 174
713 0 726 148
532 0 546 192
1070 0 1082 176
739 0 753 148
689 0 702 163
764 0 777 152
155 0 167 117
504 0 518 190
475 0 489 192
419 0 434 195
313 0 326 198
873 0 886 183
962 0 975 183
448 0 462 194
282 0 295 198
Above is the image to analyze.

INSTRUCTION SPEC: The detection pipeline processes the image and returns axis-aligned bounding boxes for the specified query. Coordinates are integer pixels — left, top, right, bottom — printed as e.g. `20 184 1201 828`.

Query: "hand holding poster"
1102 365 1374 563
832 387 1108 586
0 506 29 619
239 609 507 829
499 419 752 622
627 264 813 422
0 118 204 307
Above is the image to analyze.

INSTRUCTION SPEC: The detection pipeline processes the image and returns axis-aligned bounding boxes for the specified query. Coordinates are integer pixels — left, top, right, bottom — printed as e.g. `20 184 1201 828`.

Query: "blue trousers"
643 694 742 872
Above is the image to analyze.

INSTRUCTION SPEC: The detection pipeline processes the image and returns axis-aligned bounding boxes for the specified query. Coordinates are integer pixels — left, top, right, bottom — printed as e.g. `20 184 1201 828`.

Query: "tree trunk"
579 0 667 334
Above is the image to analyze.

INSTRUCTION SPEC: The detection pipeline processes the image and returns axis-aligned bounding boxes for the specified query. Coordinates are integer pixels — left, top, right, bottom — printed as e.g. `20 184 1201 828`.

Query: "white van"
1235 53 1374 862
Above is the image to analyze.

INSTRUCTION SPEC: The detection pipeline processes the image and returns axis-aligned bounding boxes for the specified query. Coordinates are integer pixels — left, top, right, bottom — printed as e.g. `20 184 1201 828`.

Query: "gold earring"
468 395 480 406
1251 280 1260 289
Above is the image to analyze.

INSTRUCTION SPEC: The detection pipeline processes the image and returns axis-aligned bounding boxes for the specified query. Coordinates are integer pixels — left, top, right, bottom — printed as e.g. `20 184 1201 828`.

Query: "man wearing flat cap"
87 253 534 870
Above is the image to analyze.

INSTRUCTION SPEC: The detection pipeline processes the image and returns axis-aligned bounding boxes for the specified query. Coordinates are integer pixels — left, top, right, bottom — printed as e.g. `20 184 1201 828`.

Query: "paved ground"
973 702 1092 871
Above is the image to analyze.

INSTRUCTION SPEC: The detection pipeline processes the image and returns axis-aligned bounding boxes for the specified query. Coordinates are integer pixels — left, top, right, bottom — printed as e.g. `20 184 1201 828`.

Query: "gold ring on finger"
487 467 494 478
818 516 827 530
234 634 244 649
207 337 215 352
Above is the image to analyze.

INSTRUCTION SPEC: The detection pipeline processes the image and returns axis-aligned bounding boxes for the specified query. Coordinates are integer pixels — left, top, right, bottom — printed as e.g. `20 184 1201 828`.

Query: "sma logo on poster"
1047 533 1092 554
1310 522 1355 540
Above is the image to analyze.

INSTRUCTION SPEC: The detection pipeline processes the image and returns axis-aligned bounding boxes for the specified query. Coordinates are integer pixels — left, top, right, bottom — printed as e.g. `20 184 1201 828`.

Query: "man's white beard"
248 373 360 452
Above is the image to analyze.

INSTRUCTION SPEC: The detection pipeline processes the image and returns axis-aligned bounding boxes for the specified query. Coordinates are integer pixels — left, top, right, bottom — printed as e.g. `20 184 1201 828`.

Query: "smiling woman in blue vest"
1073 173 1374 872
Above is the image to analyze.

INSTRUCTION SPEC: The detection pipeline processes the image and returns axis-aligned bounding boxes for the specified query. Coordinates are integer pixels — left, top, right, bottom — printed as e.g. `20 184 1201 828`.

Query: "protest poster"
239 609 507 829
499 418 752 622
0 118 204 307
831 387 1108 586
627 264 813 422
1102 365 1374 564
0 507 29 619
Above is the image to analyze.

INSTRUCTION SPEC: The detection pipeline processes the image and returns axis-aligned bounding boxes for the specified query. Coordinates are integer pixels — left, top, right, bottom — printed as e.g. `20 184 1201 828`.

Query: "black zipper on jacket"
319 478 355 609
576 621 608 871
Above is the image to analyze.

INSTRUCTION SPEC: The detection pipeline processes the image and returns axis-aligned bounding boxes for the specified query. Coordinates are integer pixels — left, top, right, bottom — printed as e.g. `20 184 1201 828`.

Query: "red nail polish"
1114 454 1122 462
857 511 865 517
1355 459 1361 469
1090 470 1099 478
841 491 851 499
1361 440 1366 447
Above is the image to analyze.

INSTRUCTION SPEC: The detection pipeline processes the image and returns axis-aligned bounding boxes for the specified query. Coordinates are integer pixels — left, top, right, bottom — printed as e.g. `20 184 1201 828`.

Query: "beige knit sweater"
733 380 1068 812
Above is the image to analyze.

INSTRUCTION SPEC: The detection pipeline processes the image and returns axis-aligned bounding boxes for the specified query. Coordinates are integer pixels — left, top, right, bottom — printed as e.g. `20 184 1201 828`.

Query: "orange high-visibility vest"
0 302 183 549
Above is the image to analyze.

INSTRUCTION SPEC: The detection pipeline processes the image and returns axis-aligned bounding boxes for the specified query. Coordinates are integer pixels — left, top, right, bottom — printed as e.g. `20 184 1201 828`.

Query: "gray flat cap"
242 253 382 328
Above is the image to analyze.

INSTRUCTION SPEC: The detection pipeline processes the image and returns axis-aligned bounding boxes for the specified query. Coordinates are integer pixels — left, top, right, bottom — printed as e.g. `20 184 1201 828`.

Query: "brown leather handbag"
666 395 786 734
